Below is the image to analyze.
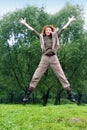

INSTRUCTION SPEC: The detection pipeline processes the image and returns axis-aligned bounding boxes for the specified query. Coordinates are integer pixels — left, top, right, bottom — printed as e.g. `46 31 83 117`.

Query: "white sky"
0 0 87 29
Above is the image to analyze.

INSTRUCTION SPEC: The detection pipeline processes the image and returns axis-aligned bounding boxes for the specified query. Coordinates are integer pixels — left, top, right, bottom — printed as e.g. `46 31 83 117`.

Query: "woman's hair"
42 25 55 35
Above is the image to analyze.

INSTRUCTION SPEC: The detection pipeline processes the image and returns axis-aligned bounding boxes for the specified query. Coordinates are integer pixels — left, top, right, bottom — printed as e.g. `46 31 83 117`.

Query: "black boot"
23 87 33 105
66 89 76 102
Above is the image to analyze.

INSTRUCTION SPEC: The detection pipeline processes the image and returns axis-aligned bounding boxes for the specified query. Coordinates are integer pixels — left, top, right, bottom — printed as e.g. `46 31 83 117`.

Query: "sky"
0 0 87 29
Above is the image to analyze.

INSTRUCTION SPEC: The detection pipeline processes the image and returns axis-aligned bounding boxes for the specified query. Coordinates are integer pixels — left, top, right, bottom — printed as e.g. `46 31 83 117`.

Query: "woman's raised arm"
19 18 34 31
62 16 76 29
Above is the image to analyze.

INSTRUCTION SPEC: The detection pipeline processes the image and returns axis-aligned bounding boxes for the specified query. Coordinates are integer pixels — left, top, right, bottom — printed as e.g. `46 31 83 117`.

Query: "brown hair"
42 25 55 35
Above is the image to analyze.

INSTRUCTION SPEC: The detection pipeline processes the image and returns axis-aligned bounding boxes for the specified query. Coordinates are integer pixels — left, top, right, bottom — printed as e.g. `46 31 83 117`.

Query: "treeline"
0 3 87 105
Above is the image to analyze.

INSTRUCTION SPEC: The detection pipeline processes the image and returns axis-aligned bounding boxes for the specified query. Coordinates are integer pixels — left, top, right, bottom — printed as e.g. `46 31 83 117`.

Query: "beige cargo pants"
29 54 70 88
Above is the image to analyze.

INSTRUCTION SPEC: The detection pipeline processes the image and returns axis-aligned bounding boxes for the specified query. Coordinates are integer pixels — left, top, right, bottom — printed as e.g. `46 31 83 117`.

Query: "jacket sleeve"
32 30 40 39
57 28 64 38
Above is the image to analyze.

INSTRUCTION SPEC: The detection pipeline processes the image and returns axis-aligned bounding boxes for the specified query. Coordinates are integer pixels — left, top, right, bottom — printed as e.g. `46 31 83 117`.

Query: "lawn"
0 104 87 130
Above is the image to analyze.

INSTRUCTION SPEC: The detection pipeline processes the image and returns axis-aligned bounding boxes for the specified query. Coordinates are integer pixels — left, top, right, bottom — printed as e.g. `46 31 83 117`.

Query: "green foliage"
0 104 87 130
50 3 84 44
0 3 87 104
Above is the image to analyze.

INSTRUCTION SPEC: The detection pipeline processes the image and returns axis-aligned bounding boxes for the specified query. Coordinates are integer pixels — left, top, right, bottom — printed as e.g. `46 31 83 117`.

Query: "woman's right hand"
19 18 26 24
19 18 34 31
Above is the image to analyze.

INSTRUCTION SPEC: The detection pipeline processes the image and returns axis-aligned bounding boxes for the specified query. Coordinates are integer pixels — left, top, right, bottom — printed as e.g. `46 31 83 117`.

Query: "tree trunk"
54 88 64 105
42 86 52 106
77 92 82 105
8 92 14 104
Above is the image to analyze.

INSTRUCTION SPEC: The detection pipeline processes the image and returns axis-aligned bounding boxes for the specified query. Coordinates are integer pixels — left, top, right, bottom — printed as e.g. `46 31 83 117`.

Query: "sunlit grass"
0 104 87 130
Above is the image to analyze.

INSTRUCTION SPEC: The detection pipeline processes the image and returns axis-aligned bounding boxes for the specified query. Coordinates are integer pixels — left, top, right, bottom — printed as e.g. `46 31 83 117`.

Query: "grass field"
0 104 87 130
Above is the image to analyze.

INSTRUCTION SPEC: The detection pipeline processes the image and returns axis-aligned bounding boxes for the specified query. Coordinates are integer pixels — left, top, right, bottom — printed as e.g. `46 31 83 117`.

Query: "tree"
0 3 87 104
0 5 50 103
50 3 84 44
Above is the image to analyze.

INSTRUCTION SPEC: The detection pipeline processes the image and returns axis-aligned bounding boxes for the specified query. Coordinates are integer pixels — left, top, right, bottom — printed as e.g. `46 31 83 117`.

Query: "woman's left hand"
68 16 76 22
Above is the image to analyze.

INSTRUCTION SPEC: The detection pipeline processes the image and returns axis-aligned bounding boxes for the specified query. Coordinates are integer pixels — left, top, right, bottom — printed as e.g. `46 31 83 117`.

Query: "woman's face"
45 27 52 36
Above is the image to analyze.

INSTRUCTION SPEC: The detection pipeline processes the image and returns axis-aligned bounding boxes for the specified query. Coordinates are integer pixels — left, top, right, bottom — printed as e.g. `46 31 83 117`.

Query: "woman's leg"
23 55 49 104
50 55 70 88
50 55 76 102
29 55 49 88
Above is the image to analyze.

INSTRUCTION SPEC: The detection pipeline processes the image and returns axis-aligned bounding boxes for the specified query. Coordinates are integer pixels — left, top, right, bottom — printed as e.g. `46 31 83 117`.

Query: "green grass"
0 104 87 130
